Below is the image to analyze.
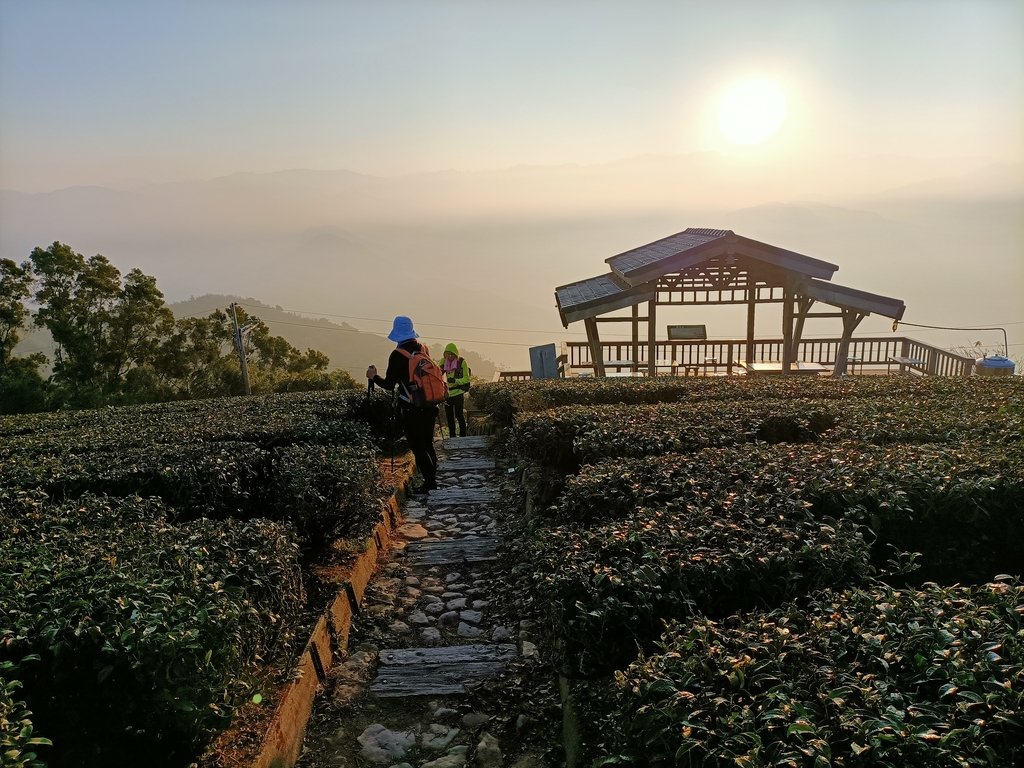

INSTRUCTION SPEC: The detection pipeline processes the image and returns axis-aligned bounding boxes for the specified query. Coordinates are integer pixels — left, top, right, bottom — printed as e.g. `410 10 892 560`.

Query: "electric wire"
230 302 1021 351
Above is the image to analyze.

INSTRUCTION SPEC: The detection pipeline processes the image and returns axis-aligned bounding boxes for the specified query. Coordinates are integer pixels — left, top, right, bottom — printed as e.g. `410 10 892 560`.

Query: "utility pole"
230 303 252 395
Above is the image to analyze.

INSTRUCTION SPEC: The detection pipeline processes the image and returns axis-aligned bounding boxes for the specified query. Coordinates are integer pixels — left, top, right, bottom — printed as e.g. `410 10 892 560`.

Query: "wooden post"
833 309 865 377
585 317 605 376
631 304 640 373
781 282 794 374
792 296 814 362
745 281 756 364
647 299 657 377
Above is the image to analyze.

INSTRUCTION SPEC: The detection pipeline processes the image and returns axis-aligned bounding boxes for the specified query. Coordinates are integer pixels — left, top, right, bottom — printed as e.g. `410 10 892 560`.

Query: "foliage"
549 441 1024 584
0 389 392 765
0 391 384 549
2 242 358 412
0 493 304 768
473 376 1023 430
519 492 872 675
505 379 1022 475
0 662 51 768
601 581 1024 767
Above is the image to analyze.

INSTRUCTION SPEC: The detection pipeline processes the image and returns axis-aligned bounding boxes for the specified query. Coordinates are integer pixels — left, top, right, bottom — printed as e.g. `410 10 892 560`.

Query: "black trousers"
444 393 467 437
403 405 438 486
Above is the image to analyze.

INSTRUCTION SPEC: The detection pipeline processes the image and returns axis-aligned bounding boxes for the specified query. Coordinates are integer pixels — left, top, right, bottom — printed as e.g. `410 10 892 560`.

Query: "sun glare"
717 78 787 146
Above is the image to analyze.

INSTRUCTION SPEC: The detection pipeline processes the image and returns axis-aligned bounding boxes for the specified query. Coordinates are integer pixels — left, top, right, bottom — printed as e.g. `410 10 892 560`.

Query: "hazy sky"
2 0 1022 191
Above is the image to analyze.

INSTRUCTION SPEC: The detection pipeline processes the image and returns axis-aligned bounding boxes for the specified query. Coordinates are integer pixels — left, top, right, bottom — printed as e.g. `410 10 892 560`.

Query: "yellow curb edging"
249 490 407 768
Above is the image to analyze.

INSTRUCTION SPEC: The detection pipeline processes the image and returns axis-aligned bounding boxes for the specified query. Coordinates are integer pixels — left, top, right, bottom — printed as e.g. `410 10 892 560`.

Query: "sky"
1 0 1021 369
1 0 1022 191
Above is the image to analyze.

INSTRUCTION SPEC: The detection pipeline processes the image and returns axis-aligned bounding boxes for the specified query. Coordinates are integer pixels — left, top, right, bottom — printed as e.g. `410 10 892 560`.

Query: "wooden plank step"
442 436 490 450
371 644 517 697
427 487 498 506
403 537 499 565
438 457 496 471
379 644 517 666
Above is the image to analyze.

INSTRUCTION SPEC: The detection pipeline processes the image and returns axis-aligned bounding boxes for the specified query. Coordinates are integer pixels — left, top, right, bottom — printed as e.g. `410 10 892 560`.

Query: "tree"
30 242 173 406
0 258 47 413
0 258 35 372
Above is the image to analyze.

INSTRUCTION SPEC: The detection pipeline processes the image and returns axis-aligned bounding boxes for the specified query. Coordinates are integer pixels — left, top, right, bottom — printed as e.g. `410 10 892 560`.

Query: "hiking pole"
389 389 397 472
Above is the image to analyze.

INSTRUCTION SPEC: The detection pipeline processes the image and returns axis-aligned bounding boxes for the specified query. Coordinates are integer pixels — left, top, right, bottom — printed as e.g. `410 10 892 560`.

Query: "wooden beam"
584 317 605 376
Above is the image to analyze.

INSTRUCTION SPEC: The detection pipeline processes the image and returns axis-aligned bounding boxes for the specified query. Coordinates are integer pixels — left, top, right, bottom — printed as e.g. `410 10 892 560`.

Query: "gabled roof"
555 272 656 326
804 278 906 320
555 226 845 326
606 227 838 286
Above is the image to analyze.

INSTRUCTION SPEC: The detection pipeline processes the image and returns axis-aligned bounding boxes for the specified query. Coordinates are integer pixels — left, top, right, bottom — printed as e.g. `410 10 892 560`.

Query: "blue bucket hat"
387 315 419 343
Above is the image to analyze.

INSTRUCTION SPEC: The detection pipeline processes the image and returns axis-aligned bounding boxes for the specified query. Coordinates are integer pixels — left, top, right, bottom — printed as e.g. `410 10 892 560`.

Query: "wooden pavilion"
554 228 907 377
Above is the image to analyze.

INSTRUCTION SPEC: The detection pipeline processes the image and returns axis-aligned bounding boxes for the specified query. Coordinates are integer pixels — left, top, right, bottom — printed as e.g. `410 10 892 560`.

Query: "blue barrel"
975 355 1016 376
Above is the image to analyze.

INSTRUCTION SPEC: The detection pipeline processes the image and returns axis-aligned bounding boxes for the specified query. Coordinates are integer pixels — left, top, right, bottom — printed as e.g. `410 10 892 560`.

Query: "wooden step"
437 457 496 472
371 644 517 697
427 487 498 506
441 436 490 450
403 537 499 566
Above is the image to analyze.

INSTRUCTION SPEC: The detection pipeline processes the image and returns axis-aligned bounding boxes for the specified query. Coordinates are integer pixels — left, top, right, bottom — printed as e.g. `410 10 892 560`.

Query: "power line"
231 302 1021 353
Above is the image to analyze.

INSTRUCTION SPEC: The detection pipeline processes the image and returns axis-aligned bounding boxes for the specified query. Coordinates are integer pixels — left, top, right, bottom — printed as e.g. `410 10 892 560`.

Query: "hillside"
168 295 499 382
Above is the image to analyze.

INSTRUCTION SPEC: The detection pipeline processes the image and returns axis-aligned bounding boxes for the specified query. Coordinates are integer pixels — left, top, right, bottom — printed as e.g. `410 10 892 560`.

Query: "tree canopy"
1 242 356 413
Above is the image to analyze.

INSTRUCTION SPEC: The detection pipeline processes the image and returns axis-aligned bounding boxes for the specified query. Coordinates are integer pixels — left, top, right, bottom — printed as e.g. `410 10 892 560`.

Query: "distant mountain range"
3 154 1020 366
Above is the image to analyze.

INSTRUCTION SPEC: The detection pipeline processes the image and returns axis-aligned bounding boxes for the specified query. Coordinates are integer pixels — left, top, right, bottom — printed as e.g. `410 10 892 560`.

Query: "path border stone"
202 462 416 768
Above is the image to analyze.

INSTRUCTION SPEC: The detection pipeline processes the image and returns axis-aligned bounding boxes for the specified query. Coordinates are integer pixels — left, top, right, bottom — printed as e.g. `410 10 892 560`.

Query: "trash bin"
975 355 1016 377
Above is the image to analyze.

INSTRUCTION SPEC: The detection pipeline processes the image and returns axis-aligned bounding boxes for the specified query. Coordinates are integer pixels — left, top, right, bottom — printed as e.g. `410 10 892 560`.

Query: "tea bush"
602 581 1024 767
0 494 303 768
474 376 1023 430
550 441 1024 583
0 663 50 768
521 494 872 674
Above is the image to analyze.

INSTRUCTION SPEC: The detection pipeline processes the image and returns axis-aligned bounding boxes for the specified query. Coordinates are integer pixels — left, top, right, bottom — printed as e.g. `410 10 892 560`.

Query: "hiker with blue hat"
367 316 442 494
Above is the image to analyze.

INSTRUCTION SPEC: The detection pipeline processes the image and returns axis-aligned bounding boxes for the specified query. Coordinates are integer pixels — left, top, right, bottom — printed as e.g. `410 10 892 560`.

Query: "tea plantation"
0 390 395 768
474 376 1024 767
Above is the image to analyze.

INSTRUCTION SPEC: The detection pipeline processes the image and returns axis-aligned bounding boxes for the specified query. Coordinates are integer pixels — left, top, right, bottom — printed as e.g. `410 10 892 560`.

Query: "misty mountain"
12 295 499 384
2 154 1019 366
168 296 499 382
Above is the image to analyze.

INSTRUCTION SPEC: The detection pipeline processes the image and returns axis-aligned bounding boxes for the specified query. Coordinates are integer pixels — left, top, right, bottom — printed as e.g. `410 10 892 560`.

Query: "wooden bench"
887 355 925 375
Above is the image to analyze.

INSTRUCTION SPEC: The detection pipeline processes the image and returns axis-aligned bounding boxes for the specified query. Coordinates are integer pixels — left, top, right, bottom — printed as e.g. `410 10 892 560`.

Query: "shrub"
602 581 1024 767
0 494 303 768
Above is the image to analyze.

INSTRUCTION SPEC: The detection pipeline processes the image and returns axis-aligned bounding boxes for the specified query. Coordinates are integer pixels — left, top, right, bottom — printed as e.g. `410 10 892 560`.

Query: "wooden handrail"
561 336 976 377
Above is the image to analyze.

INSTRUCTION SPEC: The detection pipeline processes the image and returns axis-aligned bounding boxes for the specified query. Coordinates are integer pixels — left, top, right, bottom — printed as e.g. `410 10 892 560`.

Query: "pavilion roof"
555 226 902 326
606 227 838 285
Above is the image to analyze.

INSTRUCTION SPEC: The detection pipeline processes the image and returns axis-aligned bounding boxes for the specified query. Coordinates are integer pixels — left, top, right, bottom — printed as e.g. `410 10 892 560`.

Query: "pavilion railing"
561 336 976 377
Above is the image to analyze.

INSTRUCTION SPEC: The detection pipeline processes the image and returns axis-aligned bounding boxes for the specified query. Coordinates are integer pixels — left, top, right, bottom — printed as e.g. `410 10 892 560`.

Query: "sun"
717 78 787 146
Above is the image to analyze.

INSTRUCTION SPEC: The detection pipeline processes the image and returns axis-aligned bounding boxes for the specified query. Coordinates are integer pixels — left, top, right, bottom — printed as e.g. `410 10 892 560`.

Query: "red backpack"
396 346 449 407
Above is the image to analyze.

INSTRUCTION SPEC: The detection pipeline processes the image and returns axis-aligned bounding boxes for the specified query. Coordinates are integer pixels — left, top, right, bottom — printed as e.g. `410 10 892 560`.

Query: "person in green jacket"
440 343 471 437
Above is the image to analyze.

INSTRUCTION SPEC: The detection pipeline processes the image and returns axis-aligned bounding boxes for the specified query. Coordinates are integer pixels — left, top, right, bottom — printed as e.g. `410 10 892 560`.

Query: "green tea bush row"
1 439 383 549
520 495 872 674
600 581 1024 767
549 441 1024 583
0 390 381 456
474 376 1023 430
0 493 303 768
0 662 50 768
508 392 1021 476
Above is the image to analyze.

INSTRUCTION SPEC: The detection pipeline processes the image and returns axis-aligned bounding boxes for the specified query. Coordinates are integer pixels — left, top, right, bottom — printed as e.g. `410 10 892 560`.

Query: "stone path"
297 435 541 768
